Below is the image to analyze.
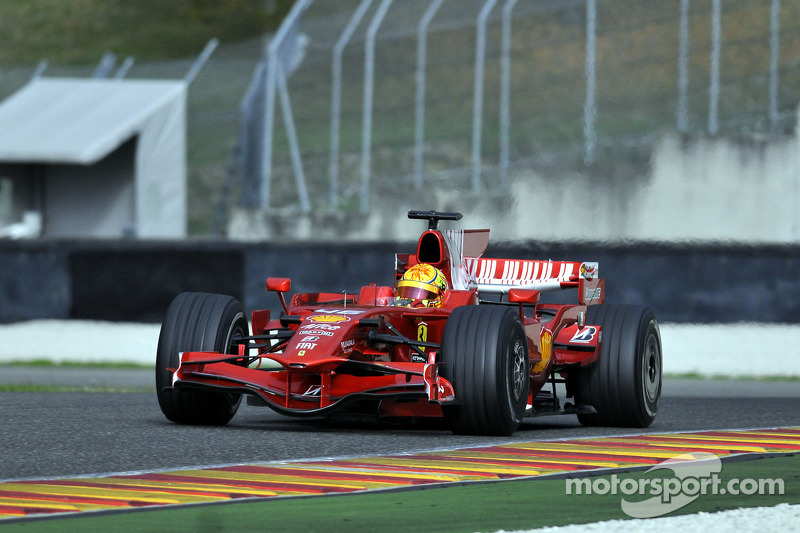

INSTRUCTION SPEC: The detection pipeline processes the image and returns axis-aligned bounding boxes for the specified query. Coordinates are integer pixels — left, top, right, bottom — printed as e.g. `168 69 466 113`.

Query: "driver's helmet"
396 264 448 308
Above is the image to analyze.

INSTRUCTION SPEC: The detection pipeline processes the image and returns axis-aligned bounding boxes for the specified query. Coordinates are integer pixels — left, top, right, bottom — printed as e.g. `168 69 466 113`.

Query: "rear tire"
576 305 662 427
155 292 248 425
440 306 530 436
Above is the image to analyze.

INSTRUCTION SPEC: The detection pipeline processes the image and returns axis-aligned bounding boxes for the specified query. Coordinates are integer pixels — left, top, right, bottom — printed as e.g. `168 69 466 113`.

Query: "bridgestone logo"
584 288 602 301
298 330 334 336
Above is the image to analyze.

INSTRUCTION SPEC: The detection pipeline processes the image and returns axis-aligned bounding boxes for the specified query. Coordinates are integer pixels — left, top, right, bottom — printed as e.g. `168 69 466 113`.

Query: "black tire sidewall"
637 313 662 421
497 313 530 428
155 292 248 425
578 305 662 427
441 305 530 436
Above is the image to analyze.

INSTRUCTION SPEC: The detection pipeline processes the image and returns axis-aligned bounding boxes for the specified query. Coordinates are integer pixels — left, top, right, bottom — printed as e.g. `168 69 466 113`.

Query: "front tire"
155 292 248 425
576 305 662 427
440 306 530 436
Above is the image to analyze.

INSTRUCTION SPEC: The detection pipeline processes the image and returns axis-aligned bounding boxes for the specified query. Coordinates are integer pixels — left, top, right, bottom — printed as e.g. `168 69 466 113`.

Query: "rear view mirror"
266 277 291 292
508 289 540 304
266 277 291 313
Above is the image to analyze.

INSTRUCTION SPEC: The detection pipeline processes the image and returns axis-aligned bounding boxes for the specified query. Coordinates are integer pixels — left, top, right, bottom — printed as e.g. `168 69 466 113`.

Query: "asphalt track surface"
2 371 799 482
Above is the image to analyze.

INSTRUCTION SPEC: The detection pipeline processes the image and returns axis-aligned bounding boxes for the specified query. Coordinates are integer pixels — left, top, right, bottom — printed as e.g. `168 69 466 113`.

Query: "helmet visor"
398 285 438 302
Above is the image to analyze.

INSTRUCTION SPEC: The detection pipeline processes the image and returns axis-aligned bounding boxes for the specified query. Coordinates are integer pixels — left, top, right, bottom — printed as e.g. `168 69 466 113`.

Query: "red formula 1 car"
156 210 662 435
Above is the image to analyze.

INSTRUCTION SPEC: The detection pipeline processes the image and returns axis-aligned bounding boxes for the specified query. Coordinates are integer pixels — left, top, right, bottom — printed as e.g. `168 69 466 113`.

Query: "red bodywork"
171 224 606 419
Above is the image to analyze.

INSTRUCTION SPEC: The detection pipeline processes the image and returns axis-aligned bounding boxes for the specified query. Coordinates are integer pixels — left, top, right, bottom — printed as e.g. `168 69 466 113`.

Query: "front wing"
170 349 455 417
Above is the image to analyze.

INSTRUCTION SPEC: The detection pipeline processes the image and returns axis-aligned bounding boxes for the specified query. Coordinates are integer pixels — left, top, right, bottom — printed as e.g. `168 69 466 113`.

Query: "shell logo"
307 314 349 323
580 262 598 280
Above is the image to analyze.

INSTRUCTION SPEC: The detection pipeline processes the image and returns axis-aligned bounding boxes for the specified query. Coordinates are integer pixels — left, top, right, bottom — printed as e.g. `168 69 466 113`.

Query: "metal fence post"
262 0 314 210
472 0 499 192
583 0 597 166
499 0 519 188
30 60 48 81
708 0 721 135
184 39 219 84
414 0 445 190
360 0 393 213
277 69 311 213
769 0 781 134
330 0 374 210
93 52 117 79
677 0 690 132
114 57 135 79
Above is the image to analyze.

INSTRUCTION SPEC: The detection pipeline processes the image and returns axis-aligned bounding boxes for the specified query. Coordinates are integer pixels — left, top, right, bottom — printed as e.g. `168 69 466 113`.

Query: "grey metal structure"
330 0 374 208
769 0 781 134
709 0 722 135
93 52 117 79
262 0 314 211
499 0 519 187
470 0 498 192
414 0 445 190
184 39 219 84
360 0 394 213
677 0 690 133
229 0 797 216
583 0 597 165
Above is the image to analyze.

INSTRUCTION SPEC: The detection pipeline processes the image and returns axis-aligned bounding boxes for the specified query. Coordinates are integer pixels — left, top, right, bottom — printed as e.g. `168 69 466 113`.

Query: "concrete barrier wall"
1 239 798 324
0 247 70 322
229 129 800 245
0 241 244 323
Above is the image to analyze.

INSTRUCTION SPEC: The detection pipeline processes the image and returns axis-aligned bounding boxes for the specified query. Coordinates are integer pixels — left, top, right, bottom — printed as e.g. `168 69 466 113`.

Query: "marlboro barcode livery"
156 210 662 436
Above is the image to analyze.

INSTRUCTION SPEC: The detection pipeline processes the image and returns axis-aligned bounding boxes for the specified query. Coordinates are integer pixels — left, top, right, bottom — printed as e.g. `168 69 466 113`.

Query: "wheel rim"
223 314 247 404
224 313 247 355
642 331 661 407
511 338 526 402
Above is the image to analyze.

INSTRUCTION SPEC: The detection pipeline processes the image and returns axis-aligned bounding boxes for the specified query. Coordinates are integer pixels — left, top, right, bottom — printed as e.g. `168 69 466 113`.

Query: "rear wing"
395 223 604 305
464 257 604 305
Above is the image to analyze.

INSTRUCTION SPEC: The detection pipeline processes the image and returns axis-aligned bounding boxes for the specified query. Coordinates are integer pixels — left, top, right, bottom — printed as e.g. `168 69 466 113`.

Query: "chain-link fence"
238 0 799 221
3 0 799 234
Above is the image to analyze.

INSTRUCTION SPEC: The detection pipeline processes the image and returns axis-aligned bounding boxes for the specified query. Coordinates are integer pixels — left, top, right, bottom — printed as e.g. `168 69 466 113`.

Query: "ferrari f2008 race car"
156 210 662 436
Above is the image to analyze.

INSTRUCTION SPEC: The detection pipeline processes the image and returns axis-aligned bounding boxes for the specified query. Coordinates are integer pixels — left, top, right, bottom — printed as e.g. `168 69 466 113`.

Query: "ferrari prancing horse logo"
417 321 428 343
533 329 553 374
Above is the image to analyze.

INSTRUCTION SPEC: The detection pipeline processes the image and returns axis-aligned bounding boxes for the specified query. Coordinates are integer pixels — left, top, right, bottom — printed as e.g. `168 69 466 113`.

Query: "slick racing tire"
576 305 662 428
156 292 248 426
440 306 530 436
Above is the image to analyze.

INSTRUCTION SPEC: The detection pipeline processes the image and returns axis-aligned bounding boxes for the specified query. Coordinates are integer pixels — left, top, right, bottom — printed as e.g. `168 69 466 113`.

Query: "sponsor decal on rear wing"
465 258 600 294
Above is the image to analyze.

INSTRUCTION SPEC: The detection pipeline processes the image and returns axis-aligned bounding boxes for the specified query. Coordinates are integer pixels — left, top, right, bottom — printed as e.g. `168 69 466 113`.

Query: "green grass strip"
5 454 798 532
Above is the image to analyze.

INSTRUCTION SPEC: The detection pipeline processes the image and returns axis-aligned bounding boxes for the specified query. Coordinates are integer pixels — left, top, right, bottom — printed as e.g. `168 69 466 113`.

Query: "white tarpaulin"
0 78 187 238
